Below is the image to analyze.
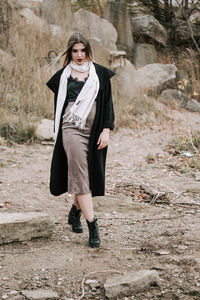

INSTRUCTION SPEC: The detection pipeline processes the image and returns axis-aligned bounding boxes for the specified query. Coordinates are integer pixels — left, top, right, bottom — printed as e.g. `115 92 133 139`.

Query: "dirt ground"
0 105 200 300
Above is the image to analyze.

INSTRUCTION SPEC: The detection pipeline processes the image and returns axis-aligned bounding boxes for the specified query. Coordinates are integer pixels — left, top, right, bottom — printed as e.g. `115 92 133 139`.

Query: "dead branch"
78 270 123 300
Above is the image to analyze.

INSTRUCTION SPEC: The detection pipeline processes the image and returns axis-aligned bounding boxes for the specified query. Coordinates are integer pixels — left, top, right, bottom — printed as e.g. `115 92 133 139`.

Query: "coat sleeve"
103 80 115 130
46 68 64 94
46 73 60 94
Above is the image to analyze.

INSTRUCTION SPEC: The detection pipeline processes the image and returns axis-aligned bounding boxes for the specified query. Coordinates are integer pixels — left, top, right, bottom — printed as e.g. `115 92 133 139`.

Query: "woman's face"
71 42 87 65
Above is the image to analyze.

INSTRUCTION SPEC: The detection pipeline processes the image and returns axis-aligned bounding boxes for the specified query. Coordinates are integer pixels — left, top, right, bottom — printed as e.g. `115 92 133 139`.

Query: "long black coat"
46 62 115 197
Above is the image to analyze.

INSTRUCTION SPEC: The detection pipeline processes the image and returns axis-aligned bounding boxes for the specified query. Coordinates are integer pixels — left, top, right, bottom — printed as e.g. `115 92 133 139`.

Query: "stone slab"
21 289 59 300
104 269 160 299
0 212 54 244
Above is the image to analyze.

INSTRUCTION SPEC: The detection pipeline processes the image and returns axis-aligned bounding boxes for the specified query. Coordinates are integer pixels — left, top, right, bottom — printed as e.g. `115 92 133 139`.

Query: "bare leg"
76 192 94 222
74 195 81 210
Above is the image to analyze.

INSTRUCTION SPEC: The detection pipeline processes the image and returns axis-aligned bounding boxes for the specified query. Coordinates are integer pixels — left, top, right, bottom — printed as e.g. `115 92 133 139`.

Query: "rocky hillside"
0 0 200 143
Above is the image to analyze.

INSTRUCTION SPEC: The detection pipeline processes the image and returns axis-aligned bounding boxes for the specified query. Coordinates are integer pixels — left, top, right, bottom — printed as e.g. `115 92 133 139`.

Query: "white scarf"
54 61 99 141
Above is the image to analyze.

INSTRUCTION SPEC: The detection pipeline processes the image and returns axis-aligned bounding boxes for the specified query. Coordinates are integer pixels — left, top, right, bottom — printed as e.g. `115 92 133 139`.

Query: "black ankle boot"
68 204 83 233
86 218 101 248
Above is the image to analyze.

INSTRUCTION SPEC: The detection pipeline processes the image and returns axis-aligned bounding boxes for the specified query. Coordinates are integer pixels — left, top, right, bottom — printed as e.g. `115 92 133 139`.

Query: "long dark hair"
62 33 93 67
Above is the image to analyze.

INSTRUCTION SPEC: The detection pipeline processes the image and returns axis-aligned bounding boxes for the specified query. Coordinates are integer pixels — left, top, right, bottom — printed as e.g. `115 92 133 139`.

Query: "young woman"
46 33 115 248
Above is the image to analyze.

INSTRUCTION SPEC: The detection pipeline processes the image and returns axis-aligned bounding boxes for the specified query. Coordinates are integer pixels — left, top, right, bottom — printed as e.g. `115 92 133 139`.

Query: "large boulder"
134 43 158 68
74 9 117 50
90 38 111 68
14 0 41 16
185 98 200 112
159 89 187 108
134 63 177 92
172 20 200 44
112 62 177 107
103 0 134 58
131 15 168 47
160 89 200 112
42 0 75 31
19 8 47 30
112 59 137 103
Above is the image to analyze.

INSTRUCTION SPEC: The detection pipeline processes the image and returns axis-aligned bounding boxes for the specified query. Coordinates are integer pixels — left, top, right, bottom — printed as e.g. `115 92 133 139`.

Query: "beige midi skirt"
62 102 96 195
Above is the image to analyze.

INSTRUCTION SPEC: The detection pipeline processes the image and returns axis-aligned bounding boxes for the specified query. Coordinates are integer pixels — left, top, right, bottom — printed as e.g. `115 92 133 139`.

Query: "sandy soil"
0 106 200 300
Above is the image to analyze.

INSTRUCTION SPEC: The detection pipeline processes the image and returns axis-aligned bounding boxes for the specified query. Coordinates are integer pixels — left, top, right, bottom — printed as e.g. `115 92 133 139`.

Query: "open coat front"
46 62 115 197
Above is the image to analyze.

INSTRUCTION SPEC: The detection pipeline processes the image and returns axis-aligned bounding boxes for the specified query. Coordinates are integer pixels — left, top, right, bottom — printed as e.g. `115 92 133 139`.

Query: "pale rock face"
42 0 75 31
134 43 158 68
112 62 177 105
160 89 200 112
131 15 168 47
74 9 118 51
90 38 111 68
134 63 177 90
19 7 47 29
103 0 134 58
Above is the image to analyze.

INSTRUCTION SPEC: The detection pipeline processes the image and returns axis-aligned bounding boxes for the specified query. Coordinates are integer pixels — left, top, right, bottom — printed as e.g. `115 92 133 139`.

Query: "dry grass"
0 14 67 143
114 93 164 129
176 48 200 101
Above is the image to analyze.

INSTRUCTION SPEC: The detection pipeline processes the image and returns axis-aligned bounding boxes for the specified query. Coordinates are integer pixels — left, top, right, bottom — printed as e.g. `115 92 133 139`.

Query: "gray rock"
21 289 59 300
85 279 99 289
42 0 75 31
104 269 160 299
103 0 134 58
185 98 200 112
134 43 158 68
174 20 200 43
112 62 177 106
14 0 41 15
49 25 66 38
19 8 47 29
7 296 25 300
134 64 177 91
189 8 200 24
0 212 54 244
74 9 117 50
35 119 54 141
160 89 200 112
131 15 168 47
160 89 187 108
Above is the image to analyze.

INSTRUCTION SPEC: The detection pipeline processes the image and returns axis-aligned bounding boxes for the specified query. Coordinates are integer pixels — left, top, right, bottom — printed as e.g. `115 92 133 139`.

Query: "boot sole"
73 228 83 233
89 242 100 248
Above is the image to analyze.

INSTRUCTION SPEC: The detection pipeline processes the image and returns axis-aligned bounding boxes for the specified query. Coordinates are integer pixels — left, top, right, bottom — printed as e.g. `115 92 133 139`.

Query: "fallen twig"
78 270 122 300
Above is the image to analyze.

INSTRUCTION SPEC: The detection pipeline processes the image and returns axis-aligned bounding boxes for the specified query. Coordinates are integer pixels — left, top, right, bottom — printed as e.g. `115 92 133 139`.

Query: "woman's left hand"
97 128 110 150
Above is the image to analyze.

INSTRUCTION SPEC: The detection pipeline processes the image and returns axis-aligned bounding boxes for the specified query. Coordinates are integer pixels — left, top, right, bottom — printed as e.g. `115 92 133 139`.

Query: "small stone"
21 289 59 300
9 291 18 296
104 269 160 299
194 172 200 181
